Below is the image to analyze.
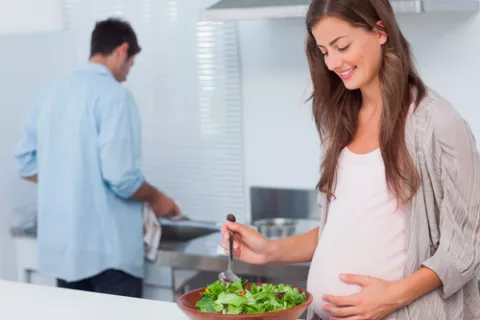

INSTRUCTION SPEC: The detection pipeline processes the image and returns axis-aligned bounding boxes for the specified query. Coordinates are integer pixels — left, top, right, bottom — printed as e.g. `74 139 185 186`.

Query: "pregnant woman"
220 0 480 319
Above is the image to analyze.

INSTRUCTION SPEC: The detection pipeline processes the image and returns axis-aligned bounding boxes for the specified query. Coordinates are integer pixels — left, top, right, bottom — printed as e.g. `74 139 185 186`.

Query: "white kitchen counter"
0 280 188 320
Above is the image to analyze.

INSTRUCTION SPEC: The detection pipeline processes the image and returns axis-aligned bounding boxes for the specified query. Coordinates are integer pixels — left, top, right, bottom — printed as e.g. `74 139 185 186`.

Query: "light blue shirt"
14 62 146 282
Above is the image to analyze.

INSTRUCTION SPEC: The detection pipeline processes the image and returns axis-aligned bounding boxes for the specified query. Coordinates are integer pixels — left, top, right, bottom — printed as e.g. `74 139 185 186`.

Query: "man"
14 18 179 298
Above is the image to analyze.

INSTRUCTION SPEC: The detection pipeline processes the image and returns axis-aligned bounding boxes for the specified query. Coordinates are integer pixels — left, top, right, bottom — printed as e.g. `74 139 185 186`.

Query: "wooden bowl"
176 283 313 320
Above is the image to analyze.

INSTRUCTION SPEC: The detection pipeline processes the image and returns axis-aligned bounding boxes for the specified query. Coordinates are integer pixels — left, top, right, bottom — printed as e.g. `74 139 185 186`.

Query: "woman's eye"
338 45 350 52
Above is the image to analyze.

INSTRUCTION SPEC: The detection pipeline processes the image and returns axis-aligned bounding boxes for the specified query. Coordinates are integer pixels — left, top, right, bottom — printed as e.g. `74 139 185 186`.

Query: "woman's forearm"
267 227 319 264
396 266 442 307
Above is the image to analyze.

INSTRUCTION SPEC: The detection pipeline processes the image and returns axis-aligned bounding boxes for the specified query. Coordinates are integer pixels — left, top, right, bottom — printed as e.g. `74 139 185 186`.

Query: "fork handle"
228 232 234 264
226 214 236 271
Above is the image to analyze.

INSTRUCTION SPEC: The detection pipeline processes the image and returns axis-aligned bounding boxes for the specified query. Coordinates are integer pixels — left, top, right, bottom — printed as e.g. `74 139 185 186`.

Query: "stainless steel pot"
253 218 319 240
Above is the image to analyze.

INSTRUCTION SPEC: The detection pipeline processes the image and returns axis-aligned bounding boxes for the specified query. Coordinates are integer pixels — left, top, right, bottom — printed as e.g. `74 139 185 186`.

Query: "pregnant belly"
307 241 366 318
306 220 406 319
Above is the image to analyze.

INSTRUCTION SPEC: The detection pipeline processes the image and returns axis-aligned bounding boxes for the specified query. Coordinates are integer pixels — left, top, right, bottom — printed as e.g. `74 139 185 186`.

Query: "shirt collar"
85 61 115 80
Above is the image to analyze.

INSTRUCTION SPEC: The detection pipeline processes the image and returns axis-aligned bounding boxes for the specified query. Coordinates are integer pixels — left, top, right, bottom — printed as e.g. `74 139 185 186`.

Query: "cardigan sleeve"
421 105 480 299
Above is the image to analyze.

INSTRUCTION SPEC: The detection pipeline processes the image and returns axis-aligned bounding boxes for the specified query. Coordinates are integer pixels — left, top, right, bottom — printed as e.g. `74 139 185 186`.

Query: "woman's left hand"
322 274 405 320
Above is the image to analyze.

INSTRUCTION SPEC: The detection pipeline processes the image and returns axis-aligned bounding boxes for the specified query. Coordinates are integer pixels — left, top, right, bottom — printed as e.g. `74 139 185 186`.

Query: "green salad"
195 279 307 315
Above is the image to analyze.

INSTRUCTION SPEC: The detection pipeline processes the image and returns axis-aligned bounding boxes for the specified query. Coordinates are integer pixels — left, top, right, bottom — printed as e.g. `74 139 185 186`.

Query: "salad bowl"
176 280 313 320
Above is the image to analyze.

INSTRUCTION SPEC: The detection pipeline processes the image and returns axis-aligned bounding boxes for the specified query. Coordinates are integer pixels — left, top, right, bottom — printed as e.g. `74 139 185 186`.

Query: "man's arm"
131 181 180 217
97 90 177 217
23 175 38 183
14 94 41 180
97 90 147 199
131 181 157 203
130 181 168 204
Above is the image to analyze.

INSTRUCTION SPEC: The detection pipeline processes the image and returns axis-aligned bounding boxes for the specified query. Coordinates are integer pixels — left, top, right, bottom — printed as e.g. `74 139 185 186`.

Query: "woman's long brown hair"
305 0 426 204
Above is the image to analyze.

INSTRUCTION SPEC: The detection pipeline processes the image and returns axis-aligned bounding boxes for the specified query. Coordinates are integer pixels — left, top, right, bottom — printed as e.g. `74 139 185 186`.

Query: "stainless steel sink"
158 218 221 243
13 218 221 244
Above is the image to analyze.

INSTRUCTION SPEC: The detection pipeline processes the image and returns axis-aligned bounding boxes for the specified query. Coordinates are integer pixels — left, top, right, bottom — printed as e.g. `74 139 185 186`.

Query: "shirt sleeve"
97 89 145 199
421 106 480 299
14 96 41 178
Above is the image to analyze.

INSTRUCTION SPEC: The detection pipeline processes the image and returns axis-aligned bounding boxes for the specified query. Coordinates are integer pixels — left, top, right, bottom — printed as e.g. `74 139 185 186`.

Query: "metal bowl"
253 218 318 240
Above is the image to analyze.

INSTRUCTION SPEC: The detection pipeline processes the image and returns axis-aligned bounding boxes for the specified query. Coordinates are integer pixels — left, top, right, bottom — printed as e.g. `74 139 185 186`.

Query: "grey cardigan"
308 88 480 320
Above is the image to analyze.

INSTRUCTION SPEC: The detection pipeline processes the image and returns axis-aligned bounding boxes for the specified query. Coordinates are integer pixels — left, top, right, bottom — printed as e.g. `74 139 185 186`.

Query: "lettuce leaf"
194 279 307 315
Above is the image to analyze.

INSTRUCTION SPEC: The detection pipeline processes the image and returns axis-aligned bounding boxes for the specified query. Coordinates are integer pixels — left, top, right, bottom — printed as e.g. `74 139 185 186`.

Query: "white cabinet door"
13 236 185 302
143 284 174 302
29 271 56 287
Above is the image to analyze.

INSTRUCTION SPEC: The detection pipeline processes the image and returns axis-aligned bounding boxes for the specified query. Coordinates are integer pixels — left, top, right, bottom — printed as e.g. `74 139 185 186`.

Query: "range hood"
202 0 479 21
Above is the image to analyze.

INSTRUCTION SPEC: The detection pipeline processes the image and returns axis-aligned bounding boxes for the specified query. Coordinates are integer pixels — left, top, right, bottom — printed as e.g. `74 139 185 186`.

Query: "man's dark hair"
90 18 141 58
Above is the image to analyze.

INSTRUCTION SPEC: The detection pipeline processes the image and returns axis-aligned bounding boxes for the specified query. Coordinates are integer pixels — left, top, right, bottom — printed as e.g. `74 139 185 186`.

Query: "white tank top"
307 147 407 320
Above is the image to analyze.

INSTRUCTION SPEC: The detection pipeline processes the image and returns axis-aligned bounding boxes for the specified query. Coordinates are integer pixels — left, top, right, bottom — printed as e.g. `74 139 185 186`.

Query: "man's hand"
131 182 180 218
150 192 180 218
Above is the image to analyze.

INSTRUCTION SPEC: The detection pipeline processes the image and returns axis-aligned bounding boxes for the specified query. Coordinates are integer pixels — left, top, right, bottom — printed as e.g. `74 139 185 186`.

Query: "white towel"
143 204 161 262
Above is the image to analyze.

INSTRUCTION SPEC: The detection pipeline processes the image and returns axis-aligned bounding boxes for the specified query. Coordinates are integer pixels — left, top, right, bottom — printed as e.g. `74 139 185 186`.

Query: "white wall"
240 19 319 192
240 13 480 196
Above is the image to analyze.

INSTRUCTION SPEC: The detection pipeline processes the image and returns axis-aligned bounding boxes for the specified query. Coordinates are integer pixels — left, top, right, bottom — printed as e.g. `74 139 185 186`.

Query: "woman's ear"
375 20 388 45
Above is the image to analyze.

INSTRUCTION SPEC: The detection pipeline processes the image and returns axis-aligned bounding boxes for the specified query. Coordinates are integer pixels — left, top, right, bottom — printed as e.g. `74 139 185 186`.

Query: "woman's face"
311 16 387 91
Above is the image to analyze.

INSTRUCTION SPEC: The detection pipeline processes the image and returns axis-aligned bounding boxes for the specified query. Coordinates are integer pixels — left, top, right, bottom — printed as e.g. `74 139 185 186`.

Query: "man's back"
15 62 145 282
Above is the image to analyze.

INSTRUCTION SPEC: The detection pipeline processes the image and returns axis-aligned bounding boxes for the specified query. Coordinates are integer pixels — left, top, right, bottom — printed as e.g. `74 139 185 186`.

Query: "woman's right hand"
220 221 274 265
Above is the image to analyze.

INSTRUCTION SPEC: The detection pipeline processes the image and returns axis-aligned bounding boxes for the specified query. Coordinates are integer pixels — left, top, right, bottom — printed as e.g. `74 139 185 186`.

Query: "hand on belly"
307 259 363 317
306 226 405 319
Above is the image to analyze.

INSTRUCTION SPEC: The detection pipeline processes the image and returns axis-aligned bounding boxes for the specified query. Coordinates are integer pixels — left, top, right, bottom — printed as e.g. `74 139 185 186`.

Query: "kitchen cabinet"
12 236 183 302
